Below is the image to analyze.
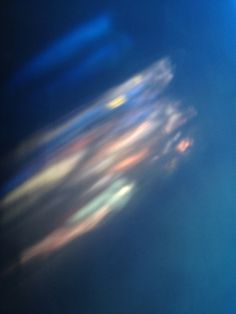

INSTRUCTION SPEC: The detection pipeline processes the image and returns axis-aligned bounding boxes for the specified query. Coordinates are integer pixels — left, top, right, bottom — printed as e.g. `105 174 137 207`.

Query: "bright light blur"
1 58 196 267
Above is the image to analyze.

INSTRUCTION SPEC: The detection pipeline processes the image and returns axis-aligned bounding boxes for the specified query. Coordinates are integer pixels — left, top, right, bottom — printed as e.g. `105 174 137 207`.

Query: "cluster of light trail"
1 58 196 267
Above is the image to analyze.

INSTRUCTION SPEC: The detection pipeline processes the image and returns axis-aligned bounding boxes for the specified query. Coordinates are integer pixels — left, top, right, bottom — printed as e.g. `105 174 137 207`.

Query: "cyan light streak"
67 178 134 225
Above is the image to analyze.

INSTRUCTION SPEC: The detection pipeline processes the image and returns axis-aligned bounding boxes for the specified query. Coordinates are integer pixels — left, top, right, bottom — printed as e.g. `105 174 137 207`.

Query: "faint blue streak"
10 14 112 88
46 34 132 93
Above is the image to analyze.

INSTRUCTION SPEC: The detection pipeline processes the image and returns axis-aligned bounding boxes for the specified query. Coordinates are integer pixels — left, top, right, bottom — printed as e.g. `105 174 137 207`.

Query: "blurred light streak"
2 152 84 207
110 148 149 173
14 58 172 159
20 207 110 264
1 57 198 271
104 121 154 155
164 111 182 134
85 175 113 196
106 95 127 109
20 179 135 264
67 178 134 225
176 138 193 153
